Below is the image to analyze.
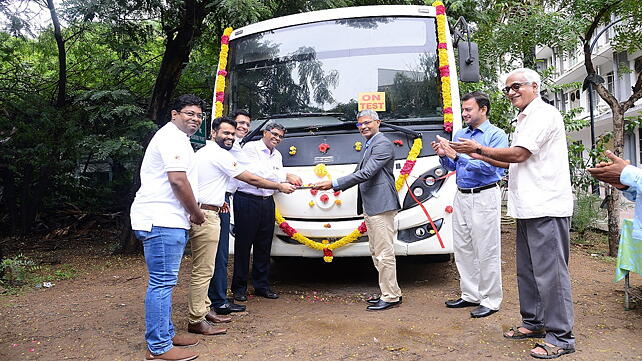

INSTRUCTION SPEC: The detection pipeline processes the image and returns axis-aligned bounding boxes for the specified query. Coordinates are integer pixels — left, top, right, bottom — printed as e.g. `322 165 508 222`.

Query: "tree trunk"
146 0 207 124
46 0 66 108
0 167 18 235
604 109 625 256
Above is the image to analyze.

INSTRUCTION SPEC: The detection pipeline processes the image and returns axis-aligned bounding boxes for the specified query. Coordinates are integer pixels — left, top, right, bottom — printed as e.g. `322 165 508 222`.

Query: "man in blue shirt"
431 91 508 318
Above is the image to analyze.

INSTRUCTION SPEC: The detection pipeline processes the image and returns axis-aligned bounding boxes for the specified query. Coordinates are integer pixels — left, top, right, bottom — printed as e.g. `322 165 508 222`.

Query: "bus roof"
230 5 437 40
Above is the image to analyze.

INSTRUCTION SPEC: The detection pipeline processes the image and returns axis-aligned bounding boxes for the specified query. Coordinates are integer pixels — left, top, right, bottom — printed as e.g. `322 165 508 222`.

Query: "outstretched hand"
313 180 333 190
449 138 481 154
586 150 629 189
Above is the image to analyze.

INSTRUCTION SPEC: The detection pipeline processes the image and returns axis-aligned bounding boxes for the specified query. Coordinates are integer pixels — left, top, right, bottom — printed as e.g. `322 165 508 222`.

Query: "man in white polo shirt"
131 94 206 361
451 68 576 359
187 116 296 335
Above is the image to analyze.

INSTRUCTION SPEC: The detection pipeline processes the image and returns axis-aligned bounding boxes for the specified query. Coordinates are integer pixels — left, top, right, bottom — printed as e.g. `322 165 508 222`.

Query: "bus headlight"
402 167 447 210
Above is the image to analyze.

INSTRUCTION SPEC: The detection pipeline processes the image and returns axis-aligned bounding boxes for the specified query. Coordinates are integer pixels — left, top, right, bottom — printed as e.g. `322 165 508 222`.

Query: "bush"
0 255 37 286
572 192 604 240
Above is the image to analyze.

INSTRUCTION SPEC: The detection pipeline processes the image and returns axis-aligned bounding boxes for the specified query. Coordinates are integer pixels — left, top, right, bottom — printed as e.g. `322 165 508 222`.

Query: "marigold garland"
214 27 233 117
433 1 454 132
276 138 423 262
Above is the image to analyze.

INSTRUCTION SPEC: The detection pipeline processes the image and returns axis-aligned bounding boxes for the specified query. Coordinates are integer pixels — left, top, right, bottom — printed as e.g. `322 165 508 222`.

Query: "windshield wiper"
268 112 344 119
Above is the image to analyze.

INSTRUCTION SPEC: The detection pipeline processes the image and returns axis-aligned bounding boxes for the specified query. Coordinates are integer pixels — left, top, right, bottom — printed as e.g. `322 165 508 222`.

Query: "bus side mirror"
458 41 480 83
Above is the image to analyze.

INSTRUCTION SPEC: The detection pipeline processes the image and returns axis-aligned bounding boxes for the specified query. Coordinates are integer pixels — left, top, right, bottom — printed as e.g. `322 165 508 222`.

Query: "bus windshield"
227 16 442 130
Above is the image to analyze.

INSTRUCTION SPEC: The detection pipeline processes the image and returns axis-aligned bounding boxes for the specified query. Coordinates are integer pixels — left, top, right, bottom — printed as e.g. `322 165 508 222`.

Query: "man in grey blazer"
314 109 402 311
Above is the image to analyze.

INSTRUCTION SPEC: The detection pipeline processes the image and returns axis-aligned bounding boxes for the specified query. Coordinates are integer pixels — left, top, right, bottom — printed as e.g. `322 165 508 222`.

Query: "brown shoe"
187 320 227 335
205 311 231 323
145 347 198 360
172 334 199 347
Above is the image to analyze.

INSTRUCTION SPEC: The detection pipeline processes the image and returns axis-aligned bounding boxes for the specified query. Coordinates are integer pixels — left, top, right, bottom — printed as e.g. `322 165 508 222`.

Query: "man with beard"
208 110 252 315
187 117 296 335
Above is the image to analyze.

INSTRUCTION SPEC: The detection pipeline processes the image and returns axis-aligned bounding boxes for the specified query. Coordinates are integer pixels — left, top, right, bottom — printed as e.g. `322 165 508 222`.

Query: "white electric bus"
225 5 469 258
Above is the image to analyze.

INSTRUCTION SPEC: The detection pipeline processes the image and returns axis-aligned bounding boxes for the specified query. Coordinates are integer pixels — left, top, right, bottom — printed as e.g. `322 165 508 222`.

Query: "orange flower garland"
214 27 233 117
433 1 454 133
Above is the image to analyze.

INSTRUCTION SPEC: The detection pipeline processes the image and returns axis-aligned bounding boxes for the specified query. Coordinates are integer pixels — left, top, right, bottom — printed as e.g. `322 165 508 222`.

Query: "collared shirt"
621 165 642 240
440 120 508 188
130 122 198 231
196 140 245 206
225 136 250 193
236 139 286 196
332 132 381 188
507 97 573 218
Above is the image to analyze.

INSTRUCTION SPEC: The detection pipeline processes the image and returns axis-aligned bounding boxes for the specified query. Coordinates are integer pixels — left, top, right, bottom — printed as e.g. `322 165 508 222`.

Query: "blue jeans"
208 193 230 308
134 226 189 355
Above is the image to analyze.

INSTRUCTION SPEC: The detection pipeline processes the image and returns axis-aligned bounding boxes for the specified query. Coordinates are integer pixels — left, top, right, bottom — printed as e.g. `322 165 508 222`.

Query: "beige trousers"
364 210 402 302
187 210 220 324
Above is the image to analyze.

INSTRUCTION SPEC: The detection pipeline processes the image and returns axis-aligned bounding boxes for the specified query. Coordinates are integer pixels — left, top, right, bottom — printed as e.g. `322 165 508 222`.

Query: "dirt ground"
1 223 641 361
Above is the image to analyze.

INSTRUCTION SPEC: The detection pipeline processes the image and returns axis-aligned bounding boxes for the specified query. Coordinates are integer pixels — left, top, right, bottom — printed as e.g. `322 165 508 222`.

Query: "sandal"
503 326 545 339
530 342 575 359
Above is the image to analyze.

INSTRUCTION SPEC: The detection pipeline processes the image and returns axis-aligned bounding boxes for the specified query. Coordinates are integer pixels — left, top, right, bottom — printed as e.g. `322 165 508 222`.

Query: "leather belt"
458 182 499 194
200 204 221 212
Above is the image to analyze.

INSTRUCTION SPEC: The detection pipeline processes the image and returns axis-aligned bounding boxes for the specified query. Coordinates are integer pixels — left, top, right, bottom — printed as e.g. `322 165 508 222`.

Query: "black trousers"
231 191 275 295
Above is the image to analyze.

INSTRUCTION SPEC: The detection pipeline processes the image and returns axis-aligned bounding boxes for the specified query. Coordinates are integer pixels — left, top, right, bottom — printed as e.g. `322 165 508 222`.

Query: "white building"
535 22 642 166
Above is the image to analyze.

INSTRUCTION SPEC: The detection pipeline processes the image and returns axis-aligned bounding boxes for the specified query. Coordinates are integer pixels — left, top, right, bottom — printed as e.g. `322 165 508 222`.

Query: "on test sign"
358 92 386 112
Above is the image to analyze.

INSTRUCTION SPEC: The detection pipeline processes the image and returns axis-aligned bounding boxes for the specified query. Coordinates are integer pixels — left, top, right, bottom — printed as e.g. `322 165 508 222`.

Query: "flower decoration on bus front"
214 27 233 118
289 145 297 156
318 143 330 153
354 141 362 151
433 1 454 133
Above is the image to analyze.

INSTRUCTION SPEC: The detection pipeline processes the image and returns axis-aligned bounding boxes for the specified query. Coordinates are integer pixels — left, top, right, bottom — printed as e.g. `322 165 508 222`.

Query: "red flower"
443 107 453 114
435 5 446 15
445 205 454 214
221 35 229 45
217 70 228 76
278 222 297 237
438 43 447 49
215 92 225 102
393 140 403 146
444 122 453 133
323 248 333 257
333 191 341 197
310 189 318 196
318 143 330 153
320 194 329 203
400 160 416 175
358 222 367 233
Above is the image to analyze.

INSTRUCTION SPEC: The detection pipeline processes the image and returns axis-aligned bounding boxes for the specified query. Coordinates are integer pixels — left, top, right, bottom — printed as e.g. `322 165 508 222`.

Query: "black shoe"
214 302 246 315
233 294 247 302
470 305 497 318
254 289 279 299
228 302 246 312
367 296 402 304
366 299 400 311
445 298 479 308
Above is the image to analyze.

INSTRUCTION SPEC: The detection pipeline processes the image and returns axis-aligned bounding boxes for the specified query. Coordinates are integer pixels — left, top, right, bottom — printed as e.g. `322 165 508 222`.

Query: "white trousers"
452 186 503 310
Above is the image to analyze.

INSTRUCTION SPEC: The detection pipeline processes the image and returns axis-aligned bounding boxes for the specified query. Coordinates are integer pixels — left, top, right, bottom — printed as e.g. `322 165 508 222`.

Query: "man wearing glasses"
131 94 206 361
207 110 252 316
451 68 575 359
231 123 302 301
314 109 403 311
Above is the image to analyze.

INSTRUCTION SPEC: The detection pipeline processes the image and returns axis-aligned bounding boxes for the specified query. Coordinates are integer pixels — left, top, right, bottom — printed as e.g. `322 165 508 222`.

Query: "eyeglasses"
179 111 204 119
502 82 531 94
356 120 375 128
268 130 284 139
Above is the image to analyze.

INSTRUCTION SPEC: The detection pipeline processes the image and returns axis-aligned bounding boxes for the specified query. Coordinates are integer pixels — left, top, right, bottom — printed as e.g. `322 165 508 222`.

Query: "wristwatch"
475 146 483 155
